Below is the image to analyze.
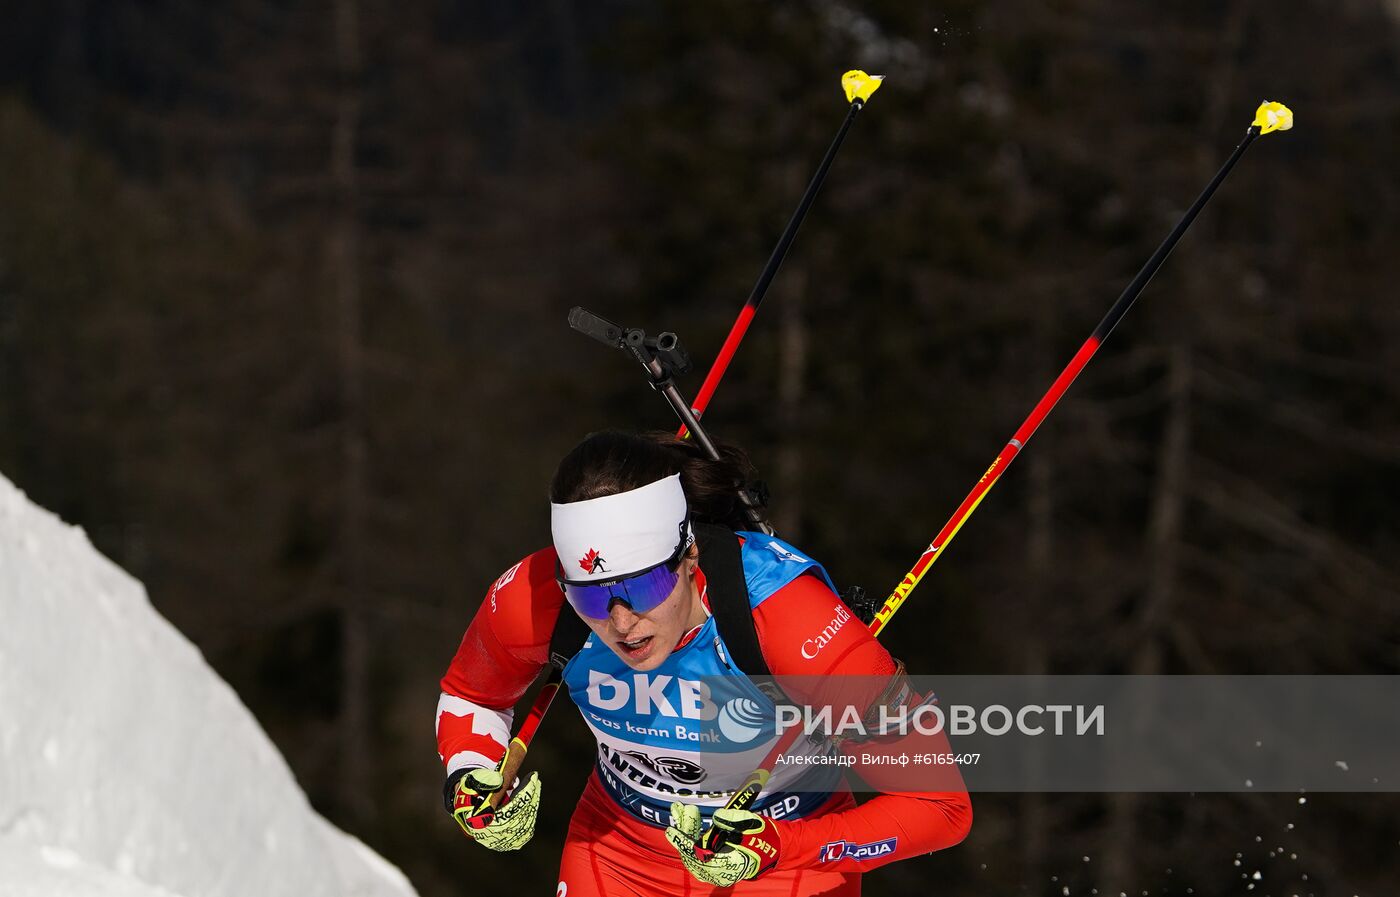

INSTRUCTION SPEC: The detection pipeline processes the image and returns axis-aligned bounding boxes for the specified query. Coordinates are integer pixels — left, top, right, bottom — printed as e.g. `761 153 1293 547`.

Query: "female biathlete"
436 430 971 894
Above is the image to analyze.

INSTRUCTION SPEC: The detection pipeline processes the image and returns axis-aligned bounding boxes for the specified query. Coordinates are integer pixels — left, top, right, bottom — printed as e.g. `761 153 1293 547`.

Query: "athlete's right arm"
436 547 564 775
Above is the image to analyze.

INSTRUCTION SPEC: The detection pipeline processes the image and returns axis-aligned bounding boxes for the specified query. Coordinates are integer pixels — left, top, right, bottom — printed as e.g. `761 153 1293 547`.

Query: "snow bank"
0 473 417 897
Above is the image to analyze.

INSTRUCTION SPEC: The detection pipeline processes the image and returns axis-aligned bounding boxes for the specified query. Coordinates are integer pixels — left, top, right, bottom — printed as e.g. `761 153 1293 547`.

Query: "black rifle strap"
692 522 769 678
546 523 770 677
549 591 591 669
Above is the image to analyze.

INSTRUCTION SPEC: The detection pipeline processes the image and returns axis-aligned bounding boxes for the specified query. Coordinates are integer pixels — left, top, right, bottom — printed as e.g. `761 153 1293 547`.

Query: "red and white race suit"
438 540 971 895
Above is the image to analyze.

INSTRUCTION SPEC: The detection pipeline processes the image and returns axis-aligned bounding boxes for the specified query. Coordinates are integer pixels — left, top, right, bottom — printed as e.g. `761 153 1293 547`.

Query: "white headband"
551 474 691 583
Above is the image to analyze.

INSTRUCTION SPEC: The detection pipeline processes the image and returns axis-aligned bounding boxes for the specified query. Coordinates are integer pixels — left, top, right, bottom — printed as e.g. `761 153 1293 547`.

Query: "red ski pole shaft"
869 119 1272 635
680 71 884 437
484 668 562 812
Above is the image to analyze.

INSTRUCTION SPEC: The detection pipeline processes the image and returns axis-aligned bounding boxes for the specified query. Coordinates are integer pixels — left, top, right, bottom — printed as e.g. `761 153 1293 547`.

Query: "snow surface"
0 473 417 897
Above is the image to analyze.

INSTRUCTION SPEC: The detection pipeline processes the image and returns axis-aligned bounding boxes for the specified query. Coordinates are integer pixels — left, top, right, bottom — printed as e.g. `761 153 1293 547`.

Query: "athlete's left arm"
752 573 973 873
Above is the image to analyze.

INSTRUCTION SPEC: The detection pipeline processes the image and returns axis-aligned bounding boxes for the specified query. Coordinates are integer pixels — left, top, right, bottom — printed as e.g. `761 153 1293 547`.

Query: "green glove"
446 765 542 852
664 801 782 887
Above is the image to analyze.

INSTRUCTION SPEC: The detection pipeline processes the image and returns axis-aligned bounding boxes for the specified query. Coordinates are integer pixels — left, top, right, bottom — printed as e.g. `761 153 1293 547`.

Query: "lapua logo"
819 837 897 862
586 670 719 720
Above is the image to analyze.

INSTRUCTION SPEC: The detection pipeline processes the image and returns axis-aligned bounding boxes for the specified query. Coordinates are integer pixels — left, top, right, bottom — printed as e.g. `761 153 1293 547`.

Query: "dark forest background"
2 2 1399 895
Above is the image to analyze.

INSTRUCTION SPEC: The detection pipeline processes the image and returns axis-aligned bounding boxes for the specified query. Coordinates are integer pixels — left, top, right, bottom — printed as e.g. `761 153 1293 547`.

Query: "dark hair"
550 430 768 532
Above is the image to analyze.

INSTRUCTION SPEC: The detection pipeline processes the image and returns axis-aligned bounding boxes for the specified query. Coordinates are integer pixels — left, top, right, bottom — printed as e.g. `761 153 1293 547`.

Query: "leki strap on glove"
665 801 781 887
446 764 542 852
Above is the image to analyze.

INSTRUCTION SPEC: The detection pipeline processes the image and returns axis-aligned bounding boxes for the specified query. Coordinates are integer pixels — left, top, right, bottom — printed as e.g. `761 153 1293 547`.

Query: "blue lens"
561 563 681 620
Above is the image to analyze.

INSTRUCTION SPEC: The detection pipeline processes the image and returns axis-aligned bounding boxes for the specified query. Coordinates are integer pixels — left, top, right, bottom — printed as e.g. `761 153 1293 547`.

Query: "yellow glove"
664 802 781 887
446 765 541 852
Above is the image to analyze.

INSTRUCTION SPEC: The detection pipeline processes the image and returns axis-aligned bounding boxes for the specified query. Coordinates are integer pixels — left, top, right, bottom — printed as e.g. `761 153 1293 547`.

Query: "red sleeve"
436 548 564 773
753 573 973 873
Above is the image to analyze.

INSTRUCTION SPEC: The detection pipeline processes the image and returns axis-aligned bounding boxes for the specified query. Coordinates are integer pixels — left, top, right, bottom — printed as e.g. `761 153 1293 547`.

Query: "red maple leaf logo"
578 548 606 574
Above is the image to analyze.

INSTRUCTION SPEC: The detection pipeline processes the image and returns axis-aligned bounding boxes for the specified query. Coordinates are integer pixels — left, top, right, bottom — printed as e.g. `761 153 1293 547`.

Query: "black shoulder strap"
548 588 591 669
545 523 771 677
693 522 770 678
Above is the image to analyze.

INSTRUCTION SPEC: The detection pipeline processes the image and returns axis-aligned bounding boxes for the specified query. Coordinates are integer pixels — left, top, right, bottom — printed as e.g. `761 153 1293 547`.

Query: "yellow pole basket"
1253 101 1295 135
842 70 885 104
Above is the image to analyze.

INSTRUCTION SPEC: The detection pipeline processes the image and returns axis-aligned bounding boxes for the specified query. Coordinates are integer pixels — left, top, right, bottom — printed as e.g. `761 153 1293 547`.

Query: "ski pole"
702 101 1295 843
867 100 1293 635
484 73 887 815
485 671 560 813
678 70 884 438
